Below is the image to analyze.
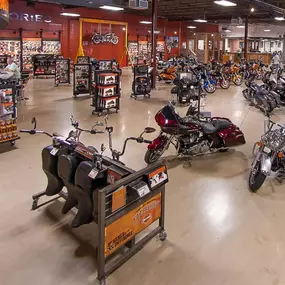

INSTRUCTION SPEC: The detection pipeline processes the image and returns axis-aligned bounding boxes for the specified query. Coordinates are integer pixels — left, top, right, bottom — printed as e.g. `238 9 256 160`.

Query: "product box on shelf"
98 73 118 85
0 119 18 142
98 86 116 97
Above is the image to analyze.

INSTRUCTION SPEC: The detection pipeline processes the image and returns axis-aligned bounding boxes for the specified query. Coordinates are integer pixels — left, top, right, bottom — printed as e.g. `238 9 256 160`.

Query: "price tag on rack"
50 147 59 156
88 168 99 180
137 184 150 198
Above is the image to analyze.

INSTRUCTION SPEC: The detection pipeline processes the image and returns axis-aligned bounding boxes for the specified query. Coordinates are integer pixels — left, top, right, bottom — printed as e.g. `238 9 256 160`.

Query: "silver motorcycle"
249 117 285 192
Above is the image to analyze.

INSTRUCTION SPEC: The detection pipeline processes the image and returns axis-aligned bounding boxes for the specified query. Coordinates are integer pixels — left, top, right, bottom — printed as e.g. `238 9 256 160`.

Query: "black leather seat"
57 154 80 215
202 119 231 135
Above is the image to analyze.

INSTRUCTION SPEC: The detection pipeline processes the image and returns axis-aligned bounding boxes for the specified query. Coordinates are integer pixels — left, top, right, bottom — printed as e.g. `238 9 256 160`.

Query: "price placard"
50 147 59 156
88 168 99 179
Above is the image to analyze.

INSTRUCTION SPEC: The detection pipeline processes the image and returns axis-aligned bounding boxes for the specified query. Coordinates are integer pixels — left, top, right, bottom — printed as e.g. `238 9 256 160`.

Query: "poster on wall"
182 42 186 50
166 36 179 53
92 32 119 45
198 40 204 50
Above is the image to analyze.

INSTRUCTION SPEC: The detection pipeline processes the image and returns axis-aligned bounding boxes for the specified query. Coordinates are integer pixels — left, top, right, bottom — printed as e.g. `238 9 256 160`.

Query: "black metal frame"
91 69 120 116
131 64 151 99
0 54 8 69
73 63 92 97
30 158 167 285
55 58 71 86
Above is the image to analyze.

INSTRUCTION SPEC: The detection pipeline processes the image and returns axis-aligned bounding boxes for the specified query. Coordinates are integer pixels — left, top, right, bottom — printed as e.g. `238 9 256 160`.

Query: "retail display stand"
91 64 120 116
33 54 58 78
0 55 7 69
131 65 151 99
73 63 92 97
77 56 90 64
0 81 20 146
55 58 71 86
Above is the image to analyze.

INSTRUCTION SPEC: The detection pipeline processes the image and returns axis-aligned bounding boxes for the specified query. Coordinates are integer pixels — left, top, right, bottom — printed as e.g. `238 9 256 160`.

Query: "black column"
19 28 23 73
40 29 43 52
151 0 158 89
244 15 248 60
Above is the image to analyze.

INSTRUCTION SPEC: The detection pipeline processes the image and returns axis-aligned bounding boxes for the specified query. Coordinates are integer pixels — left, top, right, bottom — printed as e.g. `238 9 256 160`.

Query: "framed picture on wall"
198 40 204 50
182 42 186 49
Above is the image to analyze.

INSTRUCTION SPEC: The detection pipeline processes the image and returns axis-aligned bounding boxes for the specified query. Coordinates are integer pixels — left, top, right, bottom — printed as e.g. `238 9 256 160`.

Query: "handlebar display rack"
30 150 168 285
73 63 92 97
55 58 71 87
0 82 20 146
91 67 121 116
131 64 151 99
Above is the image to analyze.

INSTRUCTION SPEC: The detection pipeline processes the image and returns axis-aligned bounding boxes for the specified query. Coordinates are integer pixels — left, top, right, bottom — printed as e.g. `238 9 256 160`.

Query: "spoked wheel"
233 77 243 86
144 149 164 164
220 80 230 89
248 161 266 192
205 84 216 94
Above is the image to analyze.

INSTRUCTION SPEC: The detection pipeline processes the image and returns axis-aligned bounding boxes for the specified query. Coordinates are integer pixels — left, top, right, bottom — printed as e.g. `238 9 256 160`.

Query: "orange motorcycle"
158 66 177 84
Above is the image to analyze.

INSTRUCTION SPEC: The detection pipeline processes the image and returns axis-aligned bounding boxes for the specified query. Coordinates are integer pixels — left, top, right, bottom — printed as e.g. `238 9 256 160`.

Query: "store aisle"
1 73 285 285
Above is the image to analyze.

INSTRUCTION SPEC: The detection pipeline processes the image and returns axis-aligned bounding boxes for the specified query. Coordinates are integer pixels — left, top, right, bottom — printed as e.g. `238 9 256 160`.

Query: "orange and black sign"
0 0 9 29
105 193 162 257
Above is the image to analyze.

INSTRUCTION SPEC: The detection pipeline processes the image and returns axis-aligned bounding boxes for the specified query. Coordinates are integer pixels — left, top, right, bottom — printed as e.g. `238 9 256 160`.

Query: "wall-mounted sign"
92 32 119 45
0 0 9 29
9 12 52 23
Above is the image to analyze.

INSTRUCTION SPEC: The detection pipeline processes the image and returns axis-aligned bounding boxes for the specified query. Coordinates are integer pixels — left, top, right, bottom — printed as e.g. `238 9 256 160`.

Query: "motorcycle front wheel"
205 83 216 94
233 77 243 86
220 79 230 89
248 161 266 192
144 149 164 164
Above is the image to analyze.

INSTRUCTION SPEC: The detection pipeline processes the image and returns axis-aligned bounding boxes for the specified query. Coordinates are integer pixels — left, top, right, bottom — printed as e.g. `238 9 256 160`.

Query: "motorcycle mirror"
101 143 106 153
31 117 37 130
144 127 156 134
94 121 104 127
104 115 108 125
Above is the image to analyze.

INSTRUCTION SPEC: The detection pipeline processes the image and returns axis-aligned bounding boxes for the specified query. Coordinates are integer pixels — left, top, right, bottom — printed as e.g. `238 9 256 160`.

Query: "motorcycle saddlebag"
218 125 246 147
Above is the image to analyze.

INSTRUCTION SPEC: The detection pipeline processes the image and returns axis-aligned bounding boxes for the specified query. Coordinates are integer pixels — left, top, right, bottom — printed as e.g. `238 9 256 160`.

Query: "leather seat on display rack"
57 153 81 216
72 161 107 228
42 145 68 196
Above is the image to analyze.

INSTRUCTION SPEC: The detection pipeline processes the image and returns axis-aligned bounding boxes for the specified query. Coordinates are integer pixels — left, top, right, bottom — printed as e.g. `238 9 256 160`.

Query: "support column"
204 33 209 64
282 33 285 63
244 15 248 60
40 29 43 52
178 21 182 55
151 0 158 89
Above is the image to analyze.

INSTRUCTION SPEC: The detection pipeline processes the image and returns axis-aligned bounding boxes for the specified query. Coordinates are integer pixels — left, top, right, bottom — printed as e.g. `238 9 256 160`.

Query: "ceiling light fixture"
237 25 245 28
60 12 80 17
174 31 177 34
99 5 124 11
187 26 197 29
275 16 285 21
140 21 152 24
194 19 207 23
214 0 237 7
264 29 271 32
211 34 214 36
225 29 231 32
148 30 160 34
250 8 255 12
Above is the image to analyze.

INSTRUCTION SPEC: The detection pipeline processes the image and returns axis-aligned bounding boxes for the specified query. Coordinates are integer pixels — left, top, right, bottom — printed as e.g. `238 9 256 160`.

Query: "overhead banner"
0 0 9 29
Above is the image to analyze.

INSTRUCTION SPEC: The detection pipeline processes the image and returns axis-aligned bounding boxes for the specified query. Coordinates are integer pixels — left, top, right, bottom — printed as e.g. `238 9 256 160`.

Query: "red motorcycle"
144 103 246 164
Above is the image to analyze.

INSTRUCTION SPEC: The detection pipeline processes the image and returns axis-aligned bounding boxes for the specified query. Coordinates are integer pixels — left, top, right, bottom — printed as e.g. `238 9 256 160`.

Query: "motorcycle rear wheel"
205 84 216 94
233 77 243 86
144 149 164 164
220 80 230 89
248 161 266 192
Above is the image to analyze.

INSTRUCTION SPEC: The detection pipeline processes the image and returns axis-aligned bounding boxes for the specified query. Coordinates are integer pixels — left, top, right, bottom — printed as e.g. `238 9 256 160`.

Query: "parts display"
91 69 120 115
43 41 60 54
23 39 41 72
33 54 58 77
0 40 20 66
0 82 19 146
131 65 151 99
55 58 70 86
73 63 91 96
0 54 7 68
77 56 90 64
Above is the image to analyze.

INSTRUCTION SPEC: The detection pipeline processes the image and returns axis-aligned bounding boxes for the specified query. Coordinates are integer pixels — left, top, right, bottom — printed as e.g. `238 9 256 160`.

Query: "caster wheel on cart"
98 113 102 117
116 109 119 113
159 231 167 241
10 141 15 146
92 110 96 115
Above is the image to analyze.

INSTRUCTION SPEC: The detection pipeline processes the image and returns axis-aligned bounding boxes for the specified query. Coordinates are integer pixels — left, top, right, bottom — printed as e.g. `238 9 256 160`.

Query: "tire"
248 161 266 192
220 80 230 89
233 77 243 86
144 149 164 164
205 83 216 94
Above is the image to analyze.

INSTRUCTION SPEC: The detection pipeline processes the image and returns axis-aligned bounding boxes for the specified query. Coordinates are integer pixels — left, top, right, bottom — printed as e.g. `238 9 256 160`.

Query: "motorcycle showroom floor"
2 69 285 285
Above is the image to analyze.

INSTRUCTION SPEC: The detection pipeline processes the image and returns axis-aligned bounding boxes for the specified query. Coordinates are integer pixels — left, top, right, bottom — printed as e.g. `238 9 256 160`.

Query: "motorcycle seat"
202 119 231 135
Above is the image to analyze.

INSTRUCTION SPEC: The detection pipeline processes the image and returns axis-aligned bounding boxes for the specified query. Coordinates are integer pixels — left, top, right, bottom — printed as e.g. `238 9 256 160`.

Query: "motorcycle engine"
179 133 210 155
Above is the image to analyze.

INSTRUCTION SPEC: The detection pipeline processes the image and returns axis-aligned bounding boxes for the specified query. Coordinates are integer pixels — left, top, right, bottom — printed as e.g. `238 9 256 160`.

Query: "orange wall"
2 0 219 65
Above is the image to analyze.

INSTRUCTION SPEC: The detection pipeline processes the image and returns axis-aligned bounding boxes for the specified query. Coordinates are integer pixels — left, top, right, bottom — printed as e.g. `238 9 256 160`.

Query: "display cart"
30 158 168 285
55 58 71 86
91 69 120 116
0 81 20 146
73 63 92 97
33 54 58 78
131 65 151 99
77 56 90 64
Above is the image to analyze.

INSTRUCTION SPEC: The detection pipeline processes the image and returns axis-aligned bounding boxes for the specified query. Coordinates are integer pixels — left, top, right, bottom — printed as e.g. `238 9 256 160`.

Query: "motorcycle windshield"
157 105 180 125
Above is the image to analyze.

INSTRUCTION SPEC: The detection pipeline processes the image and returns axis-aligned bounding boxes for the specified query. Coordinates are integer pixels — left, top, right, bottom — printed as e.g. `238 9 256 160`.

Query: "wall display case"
127 42 138 65
73 63 91 97
43 40 60 55
0 54 7 69
91 68 120 116
0 40 20 66
23 39 41 72
33 54 58 77
55 58 70 86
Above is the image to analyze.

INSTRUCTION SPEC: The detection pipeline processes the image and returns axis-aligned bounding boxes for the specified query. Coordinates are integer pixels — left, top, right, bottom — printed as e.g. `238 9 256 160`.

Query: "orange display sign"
105 193 162 257
111 186 126 213
0 0 9 13
0 0 9 29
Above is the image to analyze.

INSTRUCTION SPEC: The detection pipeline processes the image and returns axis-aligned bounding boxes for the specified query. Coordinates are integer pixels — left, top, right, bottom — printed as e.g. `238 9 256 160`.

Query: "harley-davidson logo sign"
92 32 119 45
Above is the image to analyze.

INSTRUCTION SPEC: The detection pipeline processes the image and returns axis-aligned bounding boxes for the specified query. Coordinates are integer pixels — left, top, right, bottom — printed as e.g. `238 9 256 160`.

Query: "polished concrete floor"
1 69 285 285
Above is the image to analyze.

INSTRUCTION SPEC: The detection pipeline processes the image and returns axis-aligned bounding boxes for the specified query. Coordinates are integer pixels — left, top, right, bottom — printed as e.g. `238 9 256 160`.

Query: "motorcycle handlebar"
20 129 52 137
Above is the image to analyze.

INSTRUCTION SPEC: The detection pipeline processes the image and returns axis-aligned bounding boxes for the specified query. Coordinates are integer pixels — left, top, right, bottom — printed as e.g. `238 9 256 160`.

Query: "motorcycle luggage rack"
31 157 168 285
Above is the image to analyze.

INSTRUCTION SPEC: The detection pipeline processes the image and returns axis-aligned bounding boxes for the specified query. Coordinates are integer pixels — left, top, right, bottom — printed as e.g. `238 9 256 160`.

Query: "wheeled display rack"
91 69 120 116
33 54 58 77
31 158 168 285
73 63 92 97
131 65 151 99
0 82 20 146
55 58 71 86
